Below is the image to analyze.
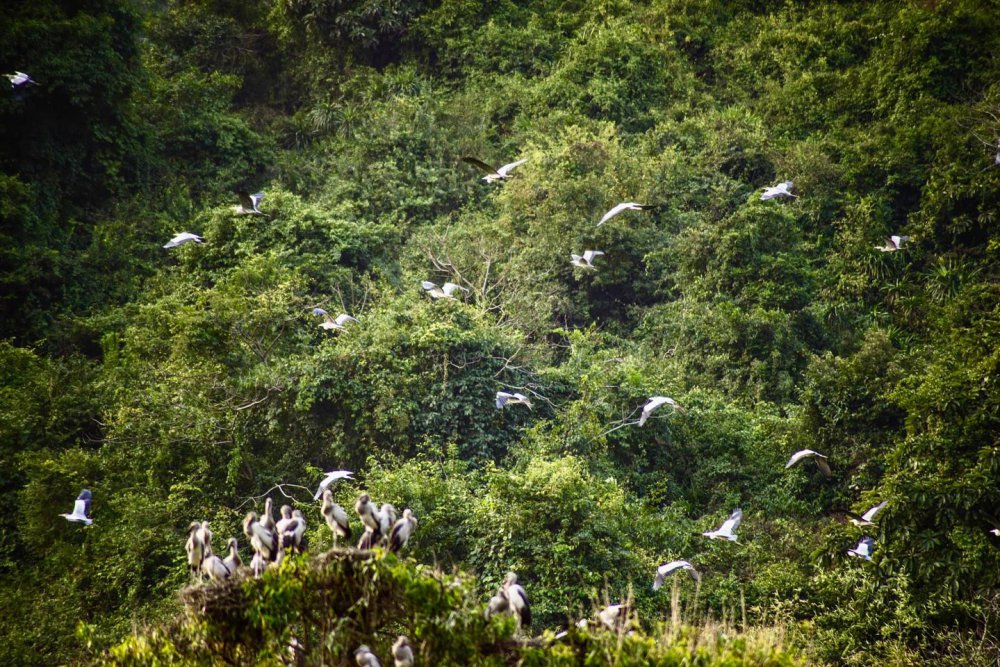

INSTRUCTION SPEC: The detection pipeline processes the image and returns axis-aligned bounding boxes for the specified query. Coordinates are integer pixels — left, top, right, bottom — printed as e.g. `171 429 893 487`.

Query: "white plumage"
596 202 655 226
652 560 700 590
163 232 203 249
760 181 796 200
703 509 742 542
638 396 683 426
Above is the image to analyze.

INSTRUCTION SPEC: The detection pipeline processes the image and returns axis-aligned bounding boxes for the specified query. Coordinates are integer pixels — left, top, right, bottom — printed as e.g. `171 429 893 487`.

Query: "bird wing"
442 282 468 295
640 396 669 425
237 191 255 209
780 181 794 191
862 500 888 522
250 192 265 209
496 391 512 409
721 509 742 534
78 490 92 515
496 158 527 176
73 499 88 516
785 449 815 468
570 254 583 263
460 156 499 175
312 307 328 316
421 281 438 291
597 203 630 226
334 314 358 326
583 250 605 263
815 456 832 477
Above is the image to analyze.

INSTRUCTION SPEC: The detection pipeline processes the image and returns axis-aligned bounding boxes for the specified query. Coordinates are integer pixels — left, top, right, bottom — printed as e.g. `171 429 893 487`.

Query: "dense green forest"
2 0 999 664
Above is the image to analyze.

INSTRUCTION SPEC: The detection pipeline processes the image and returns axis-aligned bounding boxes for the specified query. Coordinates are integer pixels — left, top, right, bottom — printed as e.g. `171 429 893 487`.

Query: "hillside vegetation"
1 0 998 665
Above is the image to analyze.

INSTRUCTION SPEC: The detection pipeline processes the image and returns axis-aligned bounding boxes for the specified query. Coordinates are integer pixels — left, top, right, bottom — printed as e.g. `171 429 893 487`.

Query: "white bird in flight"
875 235 910 252
760 181 797 201
844 500 889 527
638 396 683 426
60 489 93 525
703 508 742 542
652 560 700 589
848 536 875 561
163 232 203 249
234 191 265 215
496 391 533 410
785 449 832 477
422 281 468 300
320 314 360 331
570 250 605 269
460 156 527 183
5 71 37 89
596 202 656 226
313 470 354 500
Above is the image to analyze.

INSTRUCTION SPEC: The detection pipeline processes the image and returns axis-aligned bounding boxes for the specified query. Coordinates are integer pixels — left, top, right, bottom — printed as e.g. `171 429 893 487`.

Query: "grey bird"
848 536 876 561
639 396 683 426
355 645 382 667
313 469 354 500
5 71 37 89
234 191 265 215
321 490 351 547
260 497 277 535
485 590 510 620
357 527 378 550
379 503 398 543
320 313 360 331
60 489 93 525
388 509 418 553
392 636 414 667
422 280 469 300
760 181 796 200
222 537 242 573
502 572 531 629
875 235 910 252
703 509 742 542
243 512 276 561
496 391 533 410
844 500 889 528
596 202 656 226
652 560 700 590
185 521 206 578
461 156 528 183
570 250 605 269
785 449 832 477
355 493 382 537
163 232 203 249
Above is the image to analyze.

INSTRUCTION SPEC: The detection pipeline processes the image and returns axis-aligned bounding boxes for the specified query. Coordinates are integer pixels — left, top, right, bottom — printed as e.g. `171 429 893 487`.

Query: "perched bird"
844 500 889 528
60 489 93 525
355 493 382 537
276 506 305 553
848 536 876 561
379 504 398 542
875 235 910 252
194 521 214 558
638 396 683 426
392 636 414 667
260 497 277 535
460 156 527 183
597 603 631 633
321 490 351 547
485 590 510 619
290 509 307 552
496 391 533 410
319 313 360 331
5 71 37 89
388 509 418 553
243 512 276 561
422 281 469 300
357 527 378 551
570 250 605 269
223 537 242 573
250 551 266 578
760 181 797 200
163 232 203 249
185 521 207 577
502 572 531 629
234 191 265 215
703 508 742 542
596 202 656 226
355 645 382 667
785 449 832 477
201 552 232 582
275 505 294 535
652 560 701 590
313 469 354 500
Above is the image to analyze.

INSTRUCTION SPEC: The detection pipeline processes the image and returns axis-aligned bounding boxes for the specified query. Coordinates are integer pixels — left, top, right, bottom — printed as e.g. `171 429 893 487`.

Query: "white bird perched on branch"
355 493 382 538
60 489 93 525
379 504 397 543
185 521 207 578
319 313 359 331
355 645 382 667
392 636 414 667
703 508 742 542
234 191 265 215
201 550 232 582
223 537 242 573
321 490 351 547
502 572 531 629
848 536 876 561
313 469 354 500
163 232 203 249
785 449 832 477
260 497 276 534
422 280 469 300
596 202 656 226
652 560 701 590
243 512 276 561
760 181 797 200
388 509 418 553
496 391 533 410
639 396 683 426
844 500 889 528
460 156 527 183
5 71 37 89
570 250 605 269
875 235 910 252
